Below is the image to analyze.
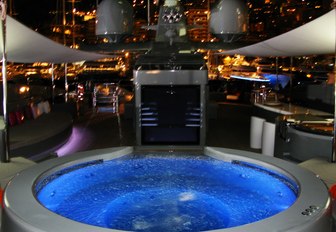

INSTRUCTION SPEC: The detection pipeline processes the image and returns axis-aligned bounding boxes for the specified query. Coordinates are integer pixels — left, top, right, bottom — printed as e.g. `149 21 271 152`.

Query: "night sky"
12 0 97 31
11 0 333 35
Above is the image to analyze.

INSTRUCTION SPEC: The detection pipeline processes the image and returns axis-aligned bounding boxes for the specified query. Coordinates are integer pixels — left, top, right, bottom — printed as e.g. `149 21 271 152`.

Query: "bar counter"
250 101 332 158
254 102 331 116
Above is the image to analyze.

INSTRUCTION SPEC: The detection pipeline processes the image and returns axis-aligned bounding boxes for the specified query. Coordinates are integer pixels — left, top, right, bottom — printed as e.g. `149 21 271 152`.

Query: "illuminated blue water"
36 155 298 231
261 73 290 89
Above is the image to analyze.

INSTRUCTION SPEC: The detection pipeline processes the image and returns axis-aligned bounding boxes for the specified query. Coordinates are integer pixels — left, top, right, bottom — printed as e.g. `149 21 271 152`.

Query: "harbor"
0 0 336 231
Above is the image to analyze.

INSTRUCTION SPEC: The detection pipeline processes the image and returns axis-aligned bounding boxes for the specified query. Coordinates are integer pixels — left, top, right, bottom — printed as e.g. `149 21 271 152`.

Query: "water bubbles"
132 216 151 230
134 164 143 170
179 192 195 202
36 155 298 231
85 173 94 178
240 173 250 179
183 221 192 227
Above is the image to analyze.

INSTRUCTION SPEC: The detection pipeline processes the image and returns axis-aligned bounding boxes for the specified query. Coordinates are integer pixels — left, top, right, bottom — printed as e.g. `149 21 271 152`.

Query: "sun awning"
219 9 336 57
1 16 111 63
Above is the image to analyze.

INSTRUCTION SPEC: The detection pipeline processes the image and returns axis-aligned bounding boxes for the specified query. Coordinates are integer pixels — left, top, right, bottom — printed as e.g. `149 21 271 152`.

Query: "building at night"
9 0 335 47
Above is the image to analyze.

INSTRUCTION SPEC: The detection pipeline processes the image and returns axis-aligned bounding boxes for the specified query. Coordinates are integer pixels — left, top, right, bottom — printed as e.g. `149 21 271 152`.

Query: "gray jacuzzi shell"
1 147 332 232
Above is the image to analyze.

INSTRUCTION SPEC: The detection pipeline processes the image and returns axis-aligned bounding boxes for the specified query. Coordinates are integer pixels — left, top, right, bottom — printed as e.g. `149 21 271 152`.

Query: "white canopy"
1 16 110 63
2 9 335 62
220 9 336 57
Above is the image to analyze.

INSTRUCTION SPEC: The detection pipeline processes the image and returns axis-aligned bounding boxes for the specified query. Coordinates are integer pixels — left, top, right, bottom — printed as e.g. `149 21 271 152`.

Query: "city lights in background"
10 0 333 48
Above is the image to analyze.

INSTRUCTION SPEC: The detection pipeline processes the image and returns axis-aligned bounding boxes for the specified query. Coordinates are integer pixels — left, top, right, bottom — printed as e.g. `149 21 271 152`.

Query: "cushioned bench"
9 111 73 160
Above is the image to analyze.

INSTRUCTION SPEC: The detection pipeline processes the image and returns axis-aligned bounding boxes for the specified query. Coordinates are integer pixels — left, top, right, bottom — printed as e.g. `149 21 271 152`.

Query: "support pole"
275 57 279 91
62 0 66 45
147 0 150 26
64 63 68 102
332 52 336 163
8 0 11 16
289 56 293 103
51 63 55 105
0 0 9 163
72 0 75 48
331 0 336 163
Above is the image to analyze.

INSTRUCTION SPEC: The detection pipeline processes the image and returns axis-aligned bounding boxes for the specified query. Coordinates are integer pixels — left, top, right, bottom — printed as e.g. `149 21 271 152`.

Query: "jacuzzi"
275 115 333 162
1 147 332 232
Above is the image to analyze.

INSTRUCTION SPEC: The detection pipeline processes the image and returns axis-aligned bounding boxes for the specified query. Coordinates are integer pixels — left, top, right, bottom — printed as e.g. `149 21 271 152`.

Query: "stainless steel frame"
133 69 208 147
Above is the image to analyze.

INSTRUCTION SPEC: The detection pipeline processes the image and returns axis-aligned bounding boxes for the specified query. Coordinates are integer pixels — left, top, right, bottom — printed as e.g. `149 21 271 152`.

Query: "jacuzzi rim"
2 146 331 232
